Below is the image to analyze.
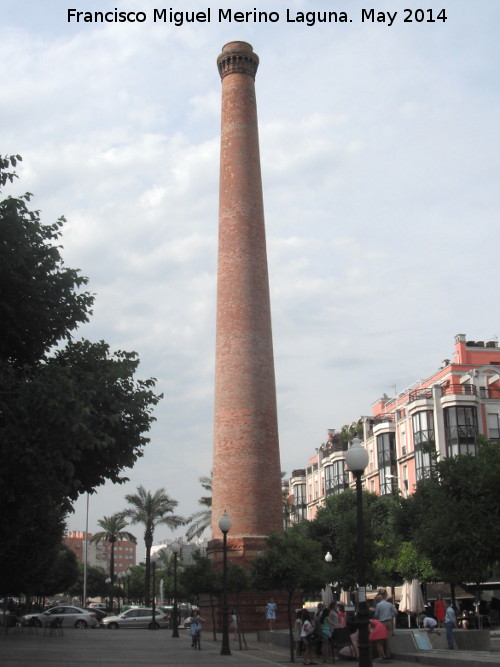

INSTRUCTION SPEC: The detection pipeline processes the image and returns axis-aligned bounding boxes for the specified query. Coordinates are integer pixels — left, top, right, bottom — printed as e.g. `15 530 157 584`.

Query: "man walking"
374 594 398 658
444 600 457 650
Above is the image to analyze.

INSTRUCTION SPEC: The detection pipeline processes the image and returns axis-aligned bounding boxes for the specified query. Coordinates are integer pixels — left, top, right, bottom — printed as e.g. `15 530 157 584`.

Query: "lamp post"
116 572 121 613
105 577 111 612
170 542 181 638
126 568 132 604
119 571 127 611
219 510 232 656
345 436 372 667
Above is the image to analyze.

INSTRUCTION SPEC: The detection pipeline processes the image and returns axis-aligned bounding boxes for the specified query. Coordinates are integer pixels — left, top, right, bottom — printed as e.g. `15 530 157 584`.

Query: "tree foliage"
67 563 108 603
0 155 162 594
406 439 500 587
185 474 212 541
91 514 136 586
252 526 328 662
122 486 184 605
307 489 383 590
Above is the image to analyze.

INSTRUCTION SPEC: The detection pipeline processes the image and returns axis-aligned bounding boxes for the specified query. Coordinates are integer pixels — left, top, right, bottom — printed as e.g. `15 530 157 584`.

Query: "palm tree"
121 485 184 606
185 471 292 539
185 474 212 541
90 514 136 590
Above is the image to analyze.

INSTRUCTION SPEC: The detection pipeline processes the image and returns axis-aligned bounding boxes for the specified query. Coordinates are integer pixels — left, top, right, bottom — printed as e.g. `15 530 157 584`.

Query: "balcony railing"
441 383 477 397
408 388 433 402
373 413 395 424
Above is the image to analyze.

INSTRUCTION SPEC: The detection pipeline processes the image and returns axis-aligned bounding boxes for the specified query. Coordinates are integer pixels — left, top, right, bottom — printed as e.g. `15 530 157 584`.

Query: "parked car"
101 607 169 629
21 605 99 629
88 602 107 610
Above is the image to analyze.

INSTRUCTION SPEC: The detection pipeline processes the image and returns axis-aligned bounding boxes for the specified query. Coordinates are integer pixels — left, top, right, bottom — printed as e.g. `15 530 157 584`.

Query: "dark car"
84 607 108 621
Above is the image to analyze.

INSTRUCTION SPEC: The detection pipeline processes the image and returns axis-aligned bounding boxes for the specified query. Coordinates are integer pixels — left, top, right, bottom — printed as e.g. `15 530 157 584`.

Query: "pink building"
64 531 136 573
288 334 500 515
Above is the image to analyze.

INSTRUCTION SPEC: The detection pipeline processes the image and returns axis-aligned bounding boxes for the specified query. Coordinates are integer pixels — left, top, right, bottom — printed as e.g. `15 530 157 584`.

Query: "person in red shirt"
369 618 389 662
435 594 445 629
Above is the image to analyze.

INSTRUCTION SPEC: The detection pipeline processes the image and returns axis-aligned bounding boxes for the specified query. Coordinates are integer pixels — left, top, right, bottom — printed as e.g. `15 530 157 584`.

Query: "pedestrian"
337 602 347 628
434 593 445 628
294 609 304 657
444 600 457 650
319 607 335 663
422 614 440 634
369 618 389 662
327 601 341 659
266 598 277 632
300 609 317 666
313 603 324 656
229 609 238 640
374 594 397 658
189 609 204 650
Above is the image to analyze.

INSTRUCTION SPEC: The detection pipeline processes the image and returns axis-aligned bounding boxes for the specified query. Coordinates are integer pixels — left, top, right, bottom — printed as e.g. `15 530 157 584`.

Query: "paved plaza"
2 627 499 667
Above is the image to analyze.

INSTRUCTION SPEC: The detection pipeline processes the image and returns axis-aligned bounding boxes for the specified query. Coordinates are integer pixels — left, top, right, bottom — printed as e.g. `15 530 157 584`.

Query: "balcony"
441 383 477 398
373 414 395 424
409 388 433 403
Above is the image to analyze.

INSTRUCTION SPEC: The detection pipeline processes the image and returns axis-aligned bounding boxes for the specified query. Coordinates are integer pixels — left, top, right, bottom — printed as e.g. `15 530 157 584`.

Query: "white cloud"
2 0 499 553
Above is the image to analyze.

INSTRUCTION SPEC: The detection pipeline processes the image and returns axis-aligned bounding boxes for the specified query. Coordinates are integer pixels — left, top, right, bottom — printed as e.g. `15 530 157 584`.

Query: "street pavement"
0 627 444 667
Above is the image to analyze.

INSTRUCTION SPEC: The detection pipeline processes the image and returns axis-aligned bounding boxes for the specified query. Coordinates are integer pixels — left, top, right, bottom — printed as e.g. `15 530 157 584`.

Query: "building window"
444 406 478 456
324 460 349 496
487 413 500 441
377 432 395 495
412 410 436 481
292 483 307 523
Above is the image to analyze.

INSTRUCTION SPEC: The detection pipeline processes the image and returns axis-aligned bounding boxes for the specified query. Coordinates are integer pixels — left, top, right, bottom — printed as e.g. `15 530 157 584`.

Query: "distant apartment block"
287 334 500 519
64 531 136 573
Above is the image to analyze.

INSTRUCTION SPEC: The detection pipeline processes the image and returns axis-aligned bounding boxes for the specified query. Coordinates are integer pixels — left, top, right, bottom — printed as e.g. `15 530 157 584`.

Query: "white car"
101 607 169 629
22 605 99 629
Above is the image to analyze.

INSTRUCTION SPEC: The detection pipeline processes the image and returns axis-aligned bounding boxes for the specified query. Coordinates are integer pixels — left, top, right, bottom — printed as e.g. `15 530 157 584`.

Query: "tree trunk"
144 532 152 606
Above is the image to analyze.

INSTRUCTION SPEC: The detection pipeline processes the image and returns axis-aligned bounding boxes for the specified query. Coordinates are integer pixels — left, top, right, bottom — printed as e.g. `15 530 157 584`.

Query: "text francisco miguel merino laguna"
67 8 448 27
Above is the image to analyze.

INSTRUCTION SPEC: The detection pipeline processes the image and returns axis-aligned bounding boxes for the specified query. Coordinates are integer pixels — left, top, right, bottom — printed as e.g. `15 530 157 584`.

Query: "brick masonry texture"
211 42 283 547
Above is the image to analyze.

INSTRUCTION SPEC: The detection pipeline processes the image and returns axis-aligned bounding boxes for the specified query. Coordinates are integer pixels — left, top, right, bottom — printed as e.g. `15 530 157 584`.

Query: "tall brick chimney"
210 41 283 564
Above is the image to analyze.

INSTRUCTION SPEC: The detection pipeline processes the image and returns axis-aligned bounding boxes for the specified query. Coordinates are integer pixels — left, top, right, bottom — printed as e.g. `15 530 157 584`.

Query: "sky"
2 0 499 558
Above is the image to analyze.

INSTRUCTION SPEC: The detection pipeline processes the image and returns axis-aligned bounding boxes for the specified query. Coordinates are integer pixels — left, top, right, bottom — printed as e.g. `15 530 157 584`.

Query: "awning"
425 583 474 600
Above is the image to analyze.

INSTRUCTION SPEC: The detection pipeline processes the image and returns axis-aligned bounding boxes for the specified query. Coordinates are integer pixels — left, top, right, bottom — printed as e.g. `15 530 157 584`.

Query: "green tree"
0 155 162 595
396 541 435 583
308 489 381 591
34 545 79 597
122 486 184 605
185 474 212 541
91 514 136 588
252 527 328 663
179 552 220 640
67 563 108 604
406 439 500 602
0 155 93 366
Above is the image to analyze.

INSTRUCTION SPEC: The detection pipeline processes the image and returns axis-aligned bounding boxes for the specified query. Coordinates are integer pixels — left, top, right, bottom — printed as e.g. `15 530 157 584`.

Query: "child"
190 609 203 650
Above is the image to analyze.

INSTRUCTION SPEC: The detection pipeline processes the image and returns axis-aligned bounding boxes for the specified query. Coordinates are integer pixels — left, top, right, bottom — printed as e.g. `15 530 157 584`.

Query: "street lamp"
345 436 372 667
119 571 127 611
325 551 333 563
126 568 132 604
170 542 181 638
219 510 232 656
105 577 111 612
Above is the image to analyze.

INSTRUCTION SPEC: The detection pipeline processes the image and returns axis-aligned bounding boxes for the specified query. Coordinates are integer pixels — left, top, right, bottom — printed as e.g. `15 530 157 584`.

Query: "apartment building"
64 531 137 573
288 334 500 518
